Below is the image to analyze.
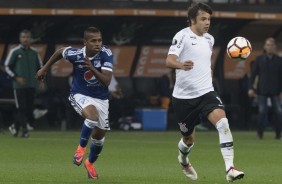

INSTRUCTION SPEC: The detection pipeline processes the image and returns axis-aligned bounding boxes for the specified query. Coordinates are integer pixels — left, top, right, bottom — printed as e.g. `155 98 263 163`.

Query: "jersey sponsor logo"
74 60 84 63
84 70 98 84
190 36 196 39
104 62 113 68
192 43 197 45
177 35 185 48
178 122 188 133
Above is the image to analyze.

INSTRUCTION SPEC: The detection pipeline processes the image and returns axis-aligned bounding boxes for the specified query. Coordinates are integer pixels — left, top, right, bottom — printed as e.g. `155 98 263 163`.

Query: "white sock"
216 118 234 171
178 138 194 165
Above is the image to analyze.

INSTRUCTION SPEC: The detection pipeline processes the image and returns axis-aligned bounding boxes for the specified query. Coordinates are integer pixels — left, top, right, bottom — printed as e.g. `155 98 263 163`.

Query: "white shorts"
69 93 110 130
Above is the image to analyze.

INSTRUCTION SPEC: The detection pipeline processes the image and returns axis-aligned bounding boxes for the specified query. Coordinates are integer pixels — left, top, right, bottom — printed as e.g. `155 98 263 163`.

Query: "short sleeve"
168 31 186 57
62 47 76 63
101 47 113 72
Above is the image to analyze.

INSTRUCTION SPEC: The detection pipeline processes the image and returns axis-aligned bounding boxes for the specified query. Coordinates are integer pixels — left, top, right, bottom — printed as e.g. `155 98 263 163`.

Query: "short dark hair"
187 3 212 26
19 29 31 36
265 37 276 45
84 27 101 38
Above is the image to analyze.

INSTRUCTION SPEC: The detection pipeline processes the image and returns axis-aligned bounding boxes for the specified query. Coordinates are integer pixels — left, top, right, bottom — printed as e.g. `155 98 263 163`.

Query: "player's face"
84 32 102 55
191 10 211 36
264 40 276 55
19 32 31 47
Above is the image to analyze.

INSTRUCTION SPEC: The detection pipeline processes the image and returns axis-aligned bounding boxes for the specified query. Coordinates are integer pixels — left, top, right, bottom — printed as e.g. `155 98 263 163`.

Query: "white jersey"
168 27 214 99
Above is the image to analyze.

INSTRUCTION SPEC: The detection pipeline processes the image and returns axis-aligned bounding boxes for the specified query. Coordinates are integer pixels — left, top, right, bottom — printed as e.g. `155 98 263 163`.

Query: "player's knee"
215 118 231 132
91 137 105 146
83 106 99 121
84 119 97 128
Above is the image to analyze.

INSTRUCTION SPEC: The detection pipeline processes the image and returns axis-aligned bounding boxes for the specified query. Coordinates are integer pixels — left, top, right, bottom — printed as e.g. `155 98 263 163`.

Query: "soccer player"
36 27 113 179
165 3 244 182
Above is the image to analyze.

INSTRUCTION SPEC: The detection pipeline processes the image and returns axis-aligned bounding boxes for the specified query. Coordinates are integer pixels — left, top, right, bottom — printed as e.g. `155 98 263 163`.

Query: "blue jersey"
62 46 113 100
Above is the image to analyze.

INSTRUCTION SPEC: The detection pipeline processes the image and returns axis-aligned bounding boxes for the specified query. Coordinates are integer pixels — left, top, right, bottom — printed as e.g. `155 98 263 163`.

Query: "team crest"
178 122 188 133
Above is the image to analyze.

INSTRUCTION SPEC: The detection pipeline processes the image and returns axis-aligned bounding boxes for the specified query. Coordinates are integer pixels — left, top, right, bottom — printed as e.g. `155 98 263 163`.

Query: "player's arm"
166 54 193 71
248 59 259 97
84 57 112 87
36 47 66 81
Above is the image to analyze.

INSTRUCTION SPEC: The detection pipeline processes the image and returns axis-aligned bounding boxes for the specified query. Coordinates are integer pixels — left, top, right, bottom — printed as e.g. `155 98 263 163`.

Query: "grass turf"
0 130 281 184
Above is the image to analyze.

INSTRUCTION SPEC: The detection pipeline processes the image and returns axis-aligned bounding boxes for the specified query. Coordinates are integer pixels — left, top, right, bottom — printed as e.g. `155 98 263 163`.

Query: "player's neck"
190 27 203 37
85 51 97 58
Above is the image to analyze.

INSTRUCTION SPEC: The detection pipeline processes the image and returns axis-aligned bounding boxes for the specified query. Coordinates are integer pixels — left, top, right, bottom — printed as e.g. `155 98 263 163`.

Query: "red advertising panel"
133 46 171 77
110 46 136 77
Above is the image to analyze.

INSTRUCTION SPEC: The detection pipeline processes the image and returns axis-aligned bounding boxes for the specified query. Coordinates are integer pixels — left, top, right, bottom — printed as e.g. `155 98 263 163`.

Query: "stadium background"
0 0 282 131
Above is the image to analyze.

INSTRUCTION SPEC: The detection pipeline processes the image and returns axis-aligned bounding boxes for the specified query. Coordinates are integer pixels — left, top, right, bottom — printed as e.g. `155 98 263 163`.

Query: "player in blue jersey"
36 27 113 179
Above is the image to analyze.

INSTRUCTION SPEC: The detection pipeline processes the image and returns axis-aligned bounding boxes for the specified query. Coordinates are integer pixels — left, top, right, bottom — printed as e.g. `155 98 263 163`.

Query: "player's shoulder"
64 46 84 56
10 45 21 53
174 27 189 37
30 46 40 53
100 45 113 57
203 32 214 42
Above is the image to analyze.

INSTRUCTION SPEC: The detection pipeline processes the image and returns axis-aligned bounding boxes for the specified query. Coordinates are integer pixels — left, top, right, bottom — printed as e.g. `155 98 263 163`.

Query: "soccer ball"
226 36 252 61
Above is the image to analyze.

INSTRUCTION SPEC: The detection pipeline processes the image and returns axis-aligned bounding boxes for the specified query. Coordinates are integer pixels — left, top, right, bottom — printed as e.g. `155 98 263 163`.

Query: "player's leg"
270 96 282 139
83 97 110 179
84 128 106 179
208 108 244 182
257 95 267 139
13 89 28 137
69 94 99 166
26 88 35 132
178 130 198 180
172 97 198 180
74 104 99 166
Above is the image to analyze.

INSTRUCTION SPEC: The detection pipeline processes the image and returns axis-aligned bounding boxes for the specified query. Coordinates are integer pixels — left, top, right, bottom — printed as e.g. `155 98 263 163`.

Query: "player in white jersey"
166 3 244 182
36 27 112 179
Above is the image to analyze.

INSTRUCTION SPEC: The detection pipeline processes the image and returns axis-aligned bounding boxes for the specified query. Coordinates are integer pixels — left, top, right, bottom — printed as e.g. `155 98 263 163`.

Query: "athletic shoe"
33 108 48 119
73 145 86 166
21 132 30 138
27 123 34 131
179 162 198 180
84 158 98 179
226 166 244 182
8 124 17 136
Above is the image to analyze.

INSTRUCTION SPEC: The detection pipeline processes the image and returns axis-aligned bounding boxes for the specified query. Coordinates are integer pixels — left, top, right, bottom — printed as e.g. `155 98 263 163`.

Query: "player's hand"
182 61 194 71
84 57 95 70
36 68 47 82
15 77 25 86
248 89 256 97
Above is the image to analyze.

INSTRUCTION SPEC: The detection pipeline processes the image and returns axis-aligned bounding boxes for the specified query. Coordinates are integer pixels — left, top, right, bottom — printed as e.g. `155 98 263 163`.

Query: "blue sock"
79 123 93 147
89 138 104 163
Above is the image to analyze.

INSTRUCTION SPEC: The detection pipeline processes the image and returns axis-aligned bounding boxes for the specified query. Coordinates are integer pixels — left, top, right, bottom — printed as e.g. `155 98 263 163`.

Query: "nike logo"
192 43 197 45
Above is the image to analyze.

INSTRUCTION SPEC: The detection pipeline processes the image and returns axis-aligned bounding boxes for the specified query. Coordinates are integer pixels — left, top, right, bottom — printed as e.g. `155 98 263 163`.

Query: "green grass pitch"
0 130 281 184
